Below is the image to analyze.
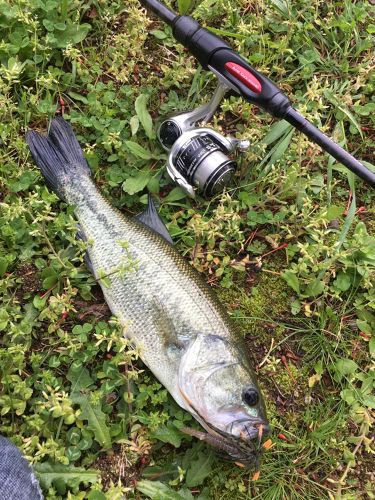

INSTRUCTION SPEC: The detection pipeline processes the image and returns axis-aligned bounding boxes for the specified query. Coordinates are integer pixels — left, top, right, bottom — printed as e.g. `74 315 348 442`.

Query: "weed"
0 0 374 498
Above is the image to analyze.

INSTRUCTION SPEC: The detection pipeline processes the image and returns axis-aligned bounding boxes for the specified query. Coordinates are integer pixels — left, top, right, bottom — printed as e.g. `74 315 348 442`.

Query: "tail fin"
26 117 91 199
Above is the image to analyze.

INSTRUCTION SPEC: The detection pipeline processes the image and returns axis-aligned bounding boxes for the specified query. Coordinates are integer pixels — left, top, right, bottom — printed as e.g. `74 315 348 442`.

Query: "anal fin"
76 224 94 275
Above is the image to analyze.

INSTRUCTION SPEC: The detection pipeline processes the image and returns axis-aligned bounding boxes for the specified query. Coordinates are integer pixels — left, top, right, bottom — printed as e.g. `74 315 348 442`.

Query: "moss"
217 269 291 341
271 362 303 393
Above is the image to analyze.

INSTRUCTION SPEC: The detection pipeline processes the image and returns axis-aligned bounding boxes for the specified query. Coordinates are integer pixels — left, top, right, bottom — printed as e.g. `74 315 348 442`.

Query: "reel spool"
158 84 250 198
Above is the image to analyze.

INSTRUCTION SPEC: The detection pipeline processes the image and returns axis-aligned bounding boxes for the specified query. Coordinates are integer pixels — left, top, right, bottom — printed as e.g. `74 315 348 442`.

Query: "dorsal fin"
135 195 173 245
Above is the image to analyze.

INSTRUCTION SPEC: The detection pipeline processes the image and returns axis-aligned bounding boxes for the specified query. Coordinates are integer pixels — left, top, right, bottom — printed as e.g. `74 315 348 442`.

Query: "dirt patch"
92 444 144 490
15 264 41 300
74 299 111 321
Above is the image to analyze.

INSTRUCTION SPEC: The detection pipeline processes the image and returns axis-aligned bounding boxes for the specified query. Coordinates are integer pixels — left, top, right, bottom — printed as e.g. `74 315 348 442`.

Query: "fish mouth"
227 416 269 441
181 419 270 468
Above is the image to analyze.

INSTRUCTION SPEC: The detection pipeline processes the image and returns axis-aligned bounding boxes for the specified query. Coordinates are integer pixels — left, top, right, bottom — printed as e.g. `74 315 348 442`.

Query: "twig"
260 243 288 259
238 229 258 255
40 225 68 269
261 268 281 275
258 338 275 369
336 434 365 498
343 191 352 216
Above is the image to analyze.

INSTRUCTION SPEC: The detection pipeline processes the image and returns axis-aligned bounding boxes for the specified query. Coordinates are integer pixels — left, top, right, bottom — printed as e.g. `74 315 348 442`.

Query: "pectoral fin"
178 335 238 419
151 297 187 361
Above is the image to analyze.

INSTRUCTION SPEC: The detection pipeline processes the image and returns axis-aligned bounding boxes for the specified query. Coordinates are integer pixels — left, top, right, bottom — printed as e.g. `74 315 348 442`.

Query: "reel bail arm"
158 82 229 150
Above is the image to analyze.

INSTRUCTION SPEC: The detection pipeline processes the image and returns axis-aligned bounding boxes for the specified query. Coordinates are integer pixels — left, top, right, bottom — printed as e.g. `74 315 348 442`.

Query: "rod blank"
140 0 176 24
285 108 375 187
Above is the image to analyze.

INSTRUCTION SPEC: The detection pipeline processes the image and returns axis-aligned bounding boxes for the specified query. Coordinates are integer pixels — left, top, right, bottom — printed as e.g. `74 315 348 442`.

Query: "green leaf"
335 358 358 378
130 115 139 136
42 19 54 31
261 120 293 146
70 392 112 449
269 129 294 165
88 491 106 500
356 319 372 336
135 94 155 139
48 22 91 48
10 171 38 192
54 22 67 31
281 270 300 293
304 279 325 297
340 388 356 405
291 299 301 315
334 181 356 255
333 272 351 292
185 451 214 487
310 173 324 194
66 446 81 461
163 187 187 203
68 365 109 448
362 160 375 173
353 103 375 117
68 91 88 104
369 337 375 358
67 363 94 392
123 171 151 195
33 294 48 310
336 105 363 138
0 308 9 331
124 141 153 160
147 176 160 194
362 394 375 408
150 423 182 447
67 427 81 445
42 275 57 289
326 205 343 221
137 480 191 500
0 257 8 277
78 436 93 450
151 29 168 40
34 462 99 495
177 0 193 15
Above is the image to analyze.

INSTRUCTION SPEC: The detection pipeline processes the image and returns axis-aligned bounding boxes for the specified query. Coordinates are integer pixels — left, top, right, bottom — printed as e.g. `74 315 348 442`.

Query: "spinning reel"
158 83 250 198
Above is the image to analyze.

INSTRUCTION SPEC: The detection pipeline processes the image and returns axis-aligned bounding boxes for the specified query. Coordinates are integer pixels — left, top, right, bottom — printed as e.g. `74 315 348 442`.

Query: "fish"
26 118 269 467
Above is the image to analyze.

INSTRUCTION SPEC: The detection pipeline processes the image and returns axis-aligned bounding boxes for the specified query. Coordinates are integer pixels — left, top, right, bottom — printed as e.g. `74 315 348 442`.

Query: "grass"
0 0 374 498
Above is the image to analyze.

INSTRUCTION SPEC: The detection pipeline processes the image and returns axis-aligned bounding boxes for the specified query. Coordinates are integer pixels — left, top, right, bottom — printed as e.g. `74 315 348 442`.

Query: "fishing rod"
140 0 375 197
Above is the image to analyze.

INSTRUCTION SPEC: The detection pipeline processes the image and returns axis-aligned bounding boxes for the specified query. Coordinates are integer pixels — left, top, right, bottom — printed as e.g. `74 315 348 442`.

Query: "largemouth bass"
27 118 269 466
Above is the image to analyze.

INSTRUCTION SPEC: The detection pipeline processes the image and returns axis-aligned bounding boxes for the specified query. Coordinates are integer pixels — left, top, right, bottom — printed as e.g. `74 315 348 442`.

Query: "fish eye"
242 387 259 406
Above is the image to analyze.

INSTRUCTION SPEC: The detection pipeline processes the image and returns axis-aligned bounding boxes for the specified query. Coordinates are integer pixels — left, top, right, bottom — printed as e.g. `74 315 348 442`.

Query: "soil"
15 263 41 301
92 444 143 491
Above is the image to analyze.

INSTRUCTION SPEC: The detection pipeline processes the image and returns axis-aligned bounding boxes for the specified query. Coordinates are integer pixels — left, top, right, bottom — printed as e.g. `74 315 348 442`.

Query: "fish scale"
65 175 232 399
